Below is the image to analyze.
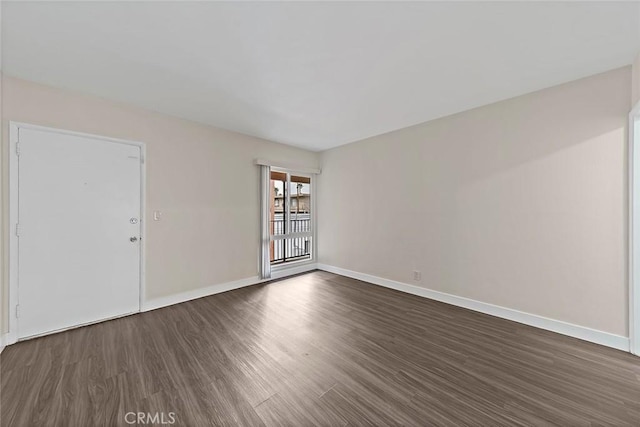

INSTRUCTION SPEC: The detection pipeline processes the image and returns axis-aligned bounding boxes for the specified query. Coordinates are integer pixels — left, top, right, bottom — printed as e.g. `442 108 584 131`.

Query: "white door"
17 127 142 339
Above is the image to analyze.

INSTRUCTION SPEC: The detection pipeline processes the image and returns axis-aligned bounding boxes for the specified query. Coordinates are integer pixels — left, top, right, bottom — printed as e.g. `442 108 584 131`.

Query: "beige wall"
318 67 631 336
633 53 640 107
0 76 319 334
0 69 3 341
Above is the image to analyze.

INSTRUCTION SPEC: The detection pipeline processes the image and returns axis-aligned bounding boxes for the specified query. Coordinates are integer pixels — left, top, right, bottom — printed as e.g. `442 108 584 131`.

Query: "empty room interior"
2 1 640 426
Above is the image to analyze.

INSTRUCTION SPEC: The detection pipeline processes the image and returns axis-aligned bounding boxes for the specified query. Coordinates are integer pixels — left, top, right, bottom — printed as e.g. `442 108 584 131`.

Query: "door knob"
130 237 138 242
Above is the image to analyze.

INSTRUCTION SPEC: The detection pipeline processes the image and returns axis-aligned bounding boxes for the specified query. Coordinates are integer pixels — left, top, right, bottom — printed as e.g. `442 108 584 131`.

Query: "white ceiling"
3 1 639 151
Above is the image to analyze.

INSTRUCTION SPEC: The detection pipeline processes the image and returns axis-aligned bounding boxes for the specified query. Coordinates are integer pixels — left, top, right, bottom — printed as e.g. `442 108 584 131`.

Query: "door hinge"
15 141 20 157
15 223 21 237
15 304 19 319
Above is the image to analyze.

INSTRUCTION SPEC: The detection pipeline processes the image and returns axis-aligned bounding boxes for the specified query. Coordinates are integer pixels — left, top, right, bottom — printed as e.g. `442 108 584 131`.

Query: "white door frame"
630 103 640 356
7 122 146 345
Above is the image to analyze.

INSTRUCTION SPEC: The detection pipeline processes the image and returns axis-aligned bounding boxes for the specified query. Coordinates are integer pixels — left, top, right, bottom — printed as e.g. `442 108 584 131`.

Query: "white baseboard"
317 264 630 352
142 276 260 312
6 331 17 346
142 263 317 312
0 332 17 353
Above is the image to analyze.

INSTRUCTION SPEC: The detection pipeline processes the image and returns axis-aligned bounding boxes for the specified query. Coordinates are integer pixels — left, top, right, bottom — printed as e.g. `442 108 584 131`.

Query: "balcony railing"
270 218 311 264
270 218 311 235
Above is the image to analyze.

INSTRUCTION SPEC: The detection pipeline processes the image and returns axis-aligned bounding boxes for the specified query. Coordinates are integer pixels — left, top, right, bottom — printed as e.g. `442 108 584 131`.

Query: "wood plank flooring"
2 270 640 426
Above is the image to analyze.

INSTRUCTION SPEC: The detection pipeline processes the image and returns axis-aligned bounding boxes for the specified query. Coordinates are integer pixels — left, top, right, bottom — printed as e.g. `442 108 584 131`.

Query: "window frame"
269 167 316 270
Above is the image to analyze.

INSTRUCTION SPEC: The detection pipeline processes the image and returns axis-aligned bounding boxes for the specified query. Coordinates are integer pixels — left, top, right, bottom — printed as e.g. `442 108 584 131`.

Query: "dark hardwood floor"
2 270 640 426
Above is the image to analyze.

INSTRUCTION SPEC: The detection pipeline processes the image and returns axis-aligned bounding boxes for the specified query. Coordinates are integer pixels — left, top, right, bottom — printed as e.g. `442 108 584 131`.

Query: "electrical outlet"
413 270 422 281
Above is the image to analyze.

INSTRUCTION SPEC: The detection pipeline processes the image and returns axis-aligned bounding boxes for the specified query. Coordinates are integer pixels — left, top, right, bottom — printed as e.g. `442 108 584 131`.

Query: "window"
269 170 312 265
